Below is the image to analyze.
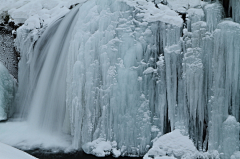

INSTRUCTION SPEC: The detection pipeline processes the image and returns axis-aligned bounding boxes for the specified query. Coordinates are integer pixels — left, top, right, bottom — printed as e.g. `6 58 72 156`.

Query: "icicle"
222 116 239 159
164 44 182 131
187 8 205 32
209 20 240 153
230 0 240 23
183 47 204 149
204 2 224 32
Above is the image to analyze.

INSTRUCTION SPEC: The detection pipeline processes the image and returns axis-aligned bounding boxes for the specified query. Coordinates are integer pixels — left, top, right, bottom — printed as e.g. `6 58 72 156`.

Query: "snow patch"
166 0 202 13
82 138 121 158
144 129 197 159
143 67 156 75
0 142 36 159
122 0 183 27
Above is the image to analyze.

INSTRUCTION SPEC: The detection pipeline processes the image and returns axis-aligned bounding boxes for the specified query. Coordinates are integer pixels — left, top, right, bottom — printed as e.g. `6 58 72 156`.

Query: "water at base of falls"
24 150 141 159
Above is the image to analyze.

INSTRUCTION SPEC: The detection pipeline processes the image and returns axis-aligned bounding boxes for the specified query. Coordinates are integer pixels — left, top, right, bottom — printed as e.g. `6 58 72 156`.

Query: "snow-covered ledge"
0 142 36 159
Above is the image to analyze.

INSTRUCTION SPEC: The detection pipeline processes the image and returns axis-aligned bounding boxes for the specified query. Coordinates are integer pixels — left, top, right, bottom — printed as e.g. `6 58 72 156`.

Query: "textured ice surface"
222 116 239 159
230 0 240 23
82 138 121 157
209 20 240 154
231 151 240 159
204 2 223 32
0 62 16 121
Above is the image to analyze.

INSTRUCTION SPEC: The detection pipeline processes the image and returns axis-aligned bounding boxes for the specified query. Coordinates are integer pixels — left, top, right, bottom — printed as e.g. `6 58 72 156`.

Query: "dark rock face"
0 25 18 79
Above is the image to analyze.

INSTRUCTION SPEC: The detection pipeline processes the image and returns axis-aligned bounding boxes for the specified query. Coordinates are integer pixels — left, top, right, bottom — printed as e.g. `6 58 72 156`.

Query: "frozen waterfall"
0 0 240 158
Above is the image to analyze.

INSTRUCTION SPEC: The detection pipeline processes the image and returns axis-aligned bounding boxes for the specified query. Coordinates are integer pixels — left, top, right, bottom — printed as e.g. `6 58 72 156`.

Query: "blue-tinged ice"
209 20 240 155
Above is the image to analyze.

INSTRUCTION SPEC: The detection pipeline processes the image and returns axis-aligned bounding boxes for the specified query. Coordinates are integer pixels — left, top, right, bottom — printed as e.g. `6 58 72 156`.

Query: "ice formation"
0 0 240 158
82 138 121 157
0 62 16 121
222 116 239 159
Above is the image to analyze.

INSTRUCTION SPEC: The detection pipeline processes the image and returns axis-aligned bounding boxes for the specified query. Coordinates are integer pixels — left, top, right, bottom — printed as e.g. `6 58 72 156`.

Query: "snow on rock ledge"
1 0 184 29
122 0 183 27
0 142 36 159
143 129 197 159
82 138 121 158
0 0 87 29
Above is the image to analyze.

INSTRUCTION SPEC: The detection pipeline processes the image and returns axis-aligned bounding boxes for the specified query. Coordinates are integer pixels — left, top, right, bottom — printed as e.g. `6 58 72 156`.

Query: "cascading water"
15 5 80 134
0 0 240 158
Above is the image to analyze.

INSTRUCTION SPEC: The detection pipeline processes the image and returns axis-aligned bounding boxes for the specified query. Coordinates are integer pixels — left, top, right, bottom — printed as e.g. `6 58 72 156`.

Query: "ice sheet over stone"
0 62 16 121
82 138 121 158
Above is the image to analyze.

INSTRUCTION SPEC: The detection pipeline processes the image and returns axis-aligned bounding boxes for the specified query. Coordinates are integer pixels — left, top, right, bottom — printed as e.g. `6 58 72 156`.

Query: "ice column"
209 20 240 152
183 47 204 149
154 23 182 134
164 44 183 132
182 12 210 150
204 2 223 32
230 0 240 23
187 8 205 32
222 116 239 159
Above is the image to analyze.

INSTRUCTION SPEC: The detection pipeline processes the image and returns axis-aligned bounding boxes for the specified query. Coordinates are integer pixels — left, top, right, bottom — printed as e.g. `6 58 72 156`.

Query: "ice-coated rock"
82 138 121 158
0 62 16 121
144 129 197 159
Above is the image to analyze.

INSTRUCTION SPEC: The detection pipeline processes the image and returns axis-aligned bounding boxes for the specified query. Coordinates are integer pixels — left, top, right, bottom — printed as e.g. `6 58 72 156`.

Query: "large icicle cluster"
64 0 182 155
209 20 240 154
